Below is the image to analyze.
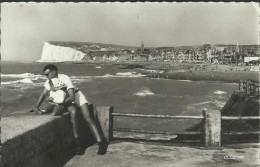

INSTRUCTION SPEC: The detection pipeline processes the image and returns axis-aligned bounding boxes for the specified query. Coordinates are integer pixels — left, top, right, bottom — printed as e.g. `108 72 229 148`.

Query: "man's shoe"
97 140 108 155
75 138 84 155
36 110 43 115
75 145 84 155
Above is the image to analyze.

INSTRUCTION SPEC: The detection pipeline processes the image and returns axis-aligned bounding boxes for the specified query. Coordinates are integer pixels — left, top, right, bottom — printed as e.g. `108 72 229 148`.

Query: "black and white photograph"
1 2 260 167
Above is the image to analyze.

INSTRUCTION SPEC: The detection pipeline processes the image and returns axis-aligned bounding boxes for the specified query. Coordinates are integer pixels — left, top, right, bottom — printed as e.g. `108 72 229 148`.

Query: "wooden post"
203 110 221 148
246 80 251 94
239 80 244 92
253 84 257 96
239 80 242 92
96 106 113 142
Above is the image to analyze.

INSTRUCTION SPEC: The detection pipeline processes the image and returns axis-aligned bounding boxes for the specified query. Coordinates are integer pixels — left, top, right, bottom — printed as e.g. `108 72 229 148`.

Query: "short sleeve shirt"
44 74 75 91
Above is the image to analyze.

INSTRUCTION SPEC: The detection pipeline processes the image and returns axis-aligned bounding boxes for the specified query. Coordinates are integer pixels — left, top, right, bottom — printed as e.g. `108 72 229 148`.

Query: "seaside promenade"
64 141 260 167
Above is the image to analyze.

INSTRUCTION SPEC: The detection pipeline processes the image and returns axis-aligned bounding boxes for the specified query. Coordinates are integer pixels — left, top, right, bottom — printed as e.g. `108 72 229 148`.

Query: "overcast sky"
1 2 258 61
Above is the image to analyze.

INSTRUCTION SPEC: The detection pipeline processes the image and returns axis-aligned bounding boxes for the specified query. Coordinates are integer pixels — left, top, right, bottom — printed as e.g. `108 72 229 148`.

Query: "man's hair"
43 64 58 72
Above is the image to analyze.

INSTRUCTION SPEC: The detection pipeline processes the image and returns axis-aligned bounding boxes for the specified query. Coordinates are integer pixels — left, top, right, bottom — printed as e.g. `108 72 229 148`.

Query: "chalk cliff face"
37 42 86 62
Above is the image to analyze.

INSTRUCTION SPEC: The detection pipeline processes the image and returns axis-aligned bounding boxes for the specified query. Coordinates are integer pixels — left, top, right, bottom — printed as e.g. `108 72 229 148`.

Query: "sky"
1 2 259 61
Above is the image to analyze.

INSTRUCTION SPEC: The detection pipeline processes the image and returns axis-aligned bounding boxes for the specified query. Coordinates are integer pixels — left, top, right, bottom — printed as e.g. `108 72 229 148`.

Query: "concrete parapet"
2 113 75 167
1 105 111 167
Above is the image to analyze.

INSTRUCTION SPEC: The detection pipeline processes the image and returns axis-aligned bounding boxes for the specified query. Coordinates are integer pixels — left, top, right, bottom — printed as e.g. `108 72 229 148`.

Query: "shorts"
73 90 88 107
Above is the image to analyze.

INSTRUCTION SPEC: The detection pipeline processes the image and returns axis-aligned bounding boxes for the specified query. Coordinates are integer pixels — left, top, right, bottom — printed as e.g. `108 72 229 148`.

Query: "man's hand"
29 107 44 115
47 97 54 102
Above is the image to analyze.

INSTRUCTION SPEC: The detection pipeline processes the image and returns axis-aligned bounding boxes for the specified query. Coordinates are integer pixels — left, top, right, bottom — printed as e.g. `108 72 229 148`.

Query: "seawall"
1 105 110 167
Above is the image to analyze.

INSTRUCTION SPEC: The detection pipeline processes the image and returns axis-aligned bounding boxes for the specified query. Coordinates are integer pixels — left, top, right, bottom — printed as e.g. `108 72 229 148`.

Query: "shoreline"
3 61 259 83
145 71 259 83
110 62 259 83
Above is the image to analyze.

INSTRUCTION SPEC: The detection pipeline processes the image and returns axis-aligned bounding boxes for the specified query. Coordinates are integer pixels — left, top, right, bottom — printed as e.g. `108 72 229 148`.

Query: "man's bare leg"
67 105 83 155
80 103 108 155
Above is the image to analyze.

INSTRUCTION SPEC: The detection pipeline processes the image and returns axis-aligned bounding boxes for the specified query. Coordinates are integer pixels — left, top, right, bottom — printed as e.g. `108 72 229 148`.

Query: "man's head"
43 64 58 79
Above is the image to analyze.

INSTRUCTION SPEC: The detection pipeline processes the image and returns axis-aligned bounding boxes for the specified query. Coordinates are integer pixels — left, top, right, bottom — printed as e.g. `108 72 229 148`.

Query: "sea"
1 61 237 132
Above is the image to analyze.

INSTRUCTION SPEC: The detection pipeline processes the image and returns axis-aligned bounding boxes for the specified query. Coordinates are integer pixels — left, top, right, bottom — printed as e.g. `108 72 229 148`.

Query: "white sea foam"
103 74 114 77
73 72 145 79
2 73 44 85
2 78 34 85
134 89 155 96
214 101 226 108
178 80 193 82
193 101 212 106
2 72 146 86
170 69 188 73
72 73 145 80
188 100 226 112
142 69 164 74
2 73 42 78
115 72 145 77
95 66 102 69
213 90 227 94
116 72 136 76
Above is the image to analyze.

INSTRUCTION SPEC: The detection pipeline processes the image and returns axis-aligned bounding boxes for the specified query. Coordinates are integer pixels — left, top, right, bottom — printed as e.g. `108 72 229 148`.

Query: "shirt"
44 74 75 91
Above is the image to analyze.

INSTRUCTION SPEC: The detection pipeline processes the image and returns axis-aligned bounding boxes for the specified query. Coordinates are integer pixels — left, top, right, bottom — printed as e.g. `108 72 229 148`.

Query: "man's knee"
70 109 77 115
68 106 78 119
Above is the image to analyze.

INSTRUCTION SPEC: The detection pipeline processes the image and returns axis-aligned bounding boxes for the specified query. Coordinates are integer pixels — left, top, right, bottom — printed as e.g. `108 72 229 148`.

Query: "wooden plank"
223 131 260 135
113 128 203 135
112 113 203 119
222 116 260 120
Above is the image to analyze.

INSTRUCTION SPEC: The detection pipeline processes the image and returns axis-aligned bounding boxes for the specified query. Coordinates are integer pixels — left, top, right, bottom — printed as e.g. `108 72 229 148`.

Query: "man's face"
44 69 56 80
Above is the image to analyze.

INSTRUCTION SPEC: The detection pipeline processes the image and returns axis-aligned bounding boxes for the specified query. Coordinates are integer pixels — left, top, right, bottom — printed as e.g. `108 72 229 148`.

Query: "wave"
71 73 146 79
103 74 114 77
178 80 193 82
2 73 43 85
142 69 164 74
116 72 136 76
2 73 42 78
213 90 227 94
105 72 145 78
1 71 146 86
214 101 226 108
134 89 155 96
2 78 34 85
193 101 212 106
190 100 226 109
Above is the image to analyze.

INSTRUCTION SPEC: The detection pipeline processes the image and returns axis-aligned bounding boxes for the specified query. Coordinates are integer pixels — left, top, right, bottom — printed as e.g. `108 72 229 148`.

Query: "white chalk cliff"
37 42 86 62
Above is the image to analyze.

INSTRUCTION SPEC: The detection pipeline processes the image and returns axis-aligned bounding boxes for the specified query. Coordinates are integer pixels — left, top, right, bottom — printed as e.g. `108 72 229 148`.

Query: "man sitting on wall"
34 64 108 155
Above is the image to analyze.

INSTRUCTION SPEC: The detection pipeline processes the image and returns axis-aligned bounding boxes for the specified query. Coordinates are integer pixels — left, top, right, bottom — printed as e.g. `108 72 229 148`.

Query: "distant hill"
49 41 140 50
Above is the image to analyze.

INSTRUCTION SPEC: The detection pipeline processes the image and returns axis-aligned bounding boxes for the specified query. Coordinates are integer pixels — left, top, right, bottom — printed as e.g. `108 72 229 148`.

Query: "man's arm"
64 88 75 104
36 88 49 110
